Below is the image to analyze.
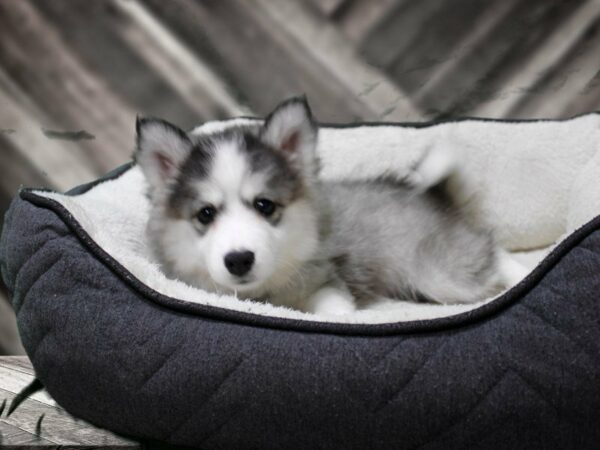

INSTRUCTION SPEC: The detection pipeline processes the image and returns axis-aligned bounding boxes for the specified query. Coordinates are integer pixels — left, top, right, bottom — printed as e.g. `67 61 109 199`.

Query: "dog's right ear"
135 117 192 188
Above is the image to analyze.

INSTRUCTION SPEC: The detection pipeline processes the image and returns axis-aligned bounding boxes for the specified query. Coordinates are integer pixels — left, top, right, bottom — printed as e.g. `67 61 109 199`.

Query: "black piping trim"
215 110 600 129
16 111 600 336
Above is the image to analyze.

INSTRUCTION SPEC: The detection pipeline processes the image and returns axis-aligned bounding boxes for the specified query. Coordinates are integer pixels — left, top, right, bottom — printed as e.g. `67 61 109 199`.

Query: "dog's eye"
196 206 217 225
253 198 276 217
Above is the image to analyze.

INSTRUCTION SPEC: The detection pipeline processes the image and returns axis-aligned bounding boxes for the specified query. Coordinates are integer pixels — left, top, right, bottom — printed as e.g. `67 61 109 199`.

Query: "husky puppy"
135 97 526 314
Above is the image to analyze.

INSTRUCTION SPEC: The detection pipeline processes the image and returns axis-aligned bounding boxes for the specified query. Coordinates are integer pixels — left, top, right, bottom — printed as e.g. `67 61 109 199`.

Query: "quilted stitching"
374 339 449 413
137 338 187 392
519 303 600 364
166 356 246 442
11 236 65 311
410 369 511 450
4 195 600 448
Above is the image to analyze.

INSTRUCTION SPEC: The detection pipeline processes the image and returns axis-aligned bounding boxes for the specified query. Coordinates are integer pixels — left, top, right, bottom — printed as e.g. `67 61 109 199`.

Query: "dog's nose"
224 251 255 277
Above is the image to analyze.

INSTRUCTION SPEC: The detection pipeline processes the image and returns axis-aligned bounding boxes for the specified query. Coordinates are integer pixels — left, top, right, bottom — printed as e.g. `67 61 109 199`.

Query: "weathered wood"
386 0 489 95
304 0 349 17
0 357 140 448
0 365 58 408
335 0 403 44
510 15 600 118
0 86 98 191
0 134 53 193
0 357 34 376
359 0 445 71
0 0 133 172
249 0 421 121
473 0 600 118
114 0 249 118
413 0 518 114
143 0 419 121
415 0 585 117
0 420 56 446
562 65 600 118
32 0 247 127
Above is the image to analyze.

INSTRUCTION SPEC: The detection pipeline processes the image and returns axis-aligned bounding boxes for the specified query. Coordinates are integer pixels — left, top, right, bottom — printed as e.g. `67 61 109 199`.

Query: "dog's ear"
135 117 192 188
261 96 318 174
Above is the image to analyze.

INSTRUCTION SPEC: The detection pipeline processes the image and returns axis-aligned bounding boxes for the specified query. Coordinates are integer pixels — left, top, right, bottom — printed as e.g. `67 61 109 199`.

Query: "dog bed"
2 113 600 448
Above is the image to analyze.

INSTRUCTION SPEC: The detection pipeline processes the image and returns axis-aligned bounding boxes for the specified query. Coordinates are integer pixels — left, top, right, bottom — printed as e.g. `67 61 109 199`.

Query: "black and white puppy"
135 97 527 314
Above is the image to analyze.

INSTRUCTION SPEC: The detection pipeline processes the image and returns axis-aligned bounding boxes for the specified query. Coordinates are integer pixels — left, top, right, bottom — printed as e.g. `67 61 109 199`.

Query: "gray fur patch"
242 132 304 205
322 179 500 304
166 135 216 219
164 127 305 230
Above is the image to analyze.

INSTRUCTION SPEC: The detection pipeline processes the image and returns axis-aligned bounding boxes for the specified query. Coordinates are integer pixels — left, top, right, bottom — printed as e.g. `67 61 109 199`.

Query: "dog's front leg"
306 284 356 316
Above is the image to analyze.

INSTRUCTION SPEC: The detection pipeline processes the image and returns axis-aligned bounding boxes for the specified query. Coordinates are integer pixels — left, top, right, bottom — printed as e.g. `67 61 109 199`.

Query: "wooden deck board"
0 357 140 448
0 421 57 446
0 357 35 376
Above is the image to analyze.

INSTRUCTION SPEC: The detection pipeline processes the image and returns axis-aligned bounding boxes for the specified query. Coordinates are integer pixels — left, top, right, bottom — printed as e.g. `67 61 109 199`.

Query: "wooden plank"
472 0 600 118
335 0 403 43
30 0 198 127
414 0 582 117
143 0 420 121
0 387 139 447
0 358 140 448
0 357 34 376
248 0 421 121
0 0 133 172
414 0 517 113
513 16 600 118
571 76 600 116
33 0 246 128
0 133 53 192
386 0 490 95
304 0 349 17
0 420 56 446
0 365 59 408
358 0 444 70
0 85 99 191
113 0 249 118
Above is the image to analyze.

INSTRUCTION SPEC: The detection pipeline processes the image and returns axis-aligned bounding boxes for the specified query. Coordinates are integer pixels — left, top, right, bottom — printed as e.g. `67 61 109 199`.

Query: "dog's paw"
405 146 457 191
306 286 356 316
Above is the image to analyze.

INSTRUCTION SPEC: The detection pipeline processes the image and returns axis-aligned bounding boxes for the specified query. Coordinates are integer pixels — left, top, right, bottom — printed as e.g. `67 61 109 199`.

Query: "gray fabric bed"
1 115 600 448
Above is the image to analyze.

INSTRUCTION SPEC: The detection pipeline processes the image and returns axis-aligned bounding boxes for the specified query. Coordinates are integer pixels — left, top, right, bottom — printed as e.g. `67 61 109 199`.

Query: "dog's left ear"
135 117 193 189
261 96 318 174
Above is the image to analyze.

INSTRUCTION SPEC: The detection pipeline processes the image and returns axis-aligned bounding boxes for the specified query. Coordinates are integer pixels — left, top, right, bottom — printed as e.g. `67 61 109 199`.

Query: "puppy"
135 97 527 314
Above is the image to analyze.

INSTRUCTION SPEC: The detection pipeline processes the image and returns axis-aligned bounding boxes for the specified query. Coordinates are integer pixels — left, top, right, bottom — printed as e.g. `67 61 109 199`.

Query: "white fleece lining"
36 114 600 323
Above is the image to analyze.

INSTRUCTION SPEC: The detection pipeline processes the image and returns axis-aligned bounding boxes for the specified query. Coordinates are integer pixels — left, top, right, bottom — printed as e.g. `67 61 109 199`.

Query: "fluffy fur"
37 110 600 322
135 97 528 314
